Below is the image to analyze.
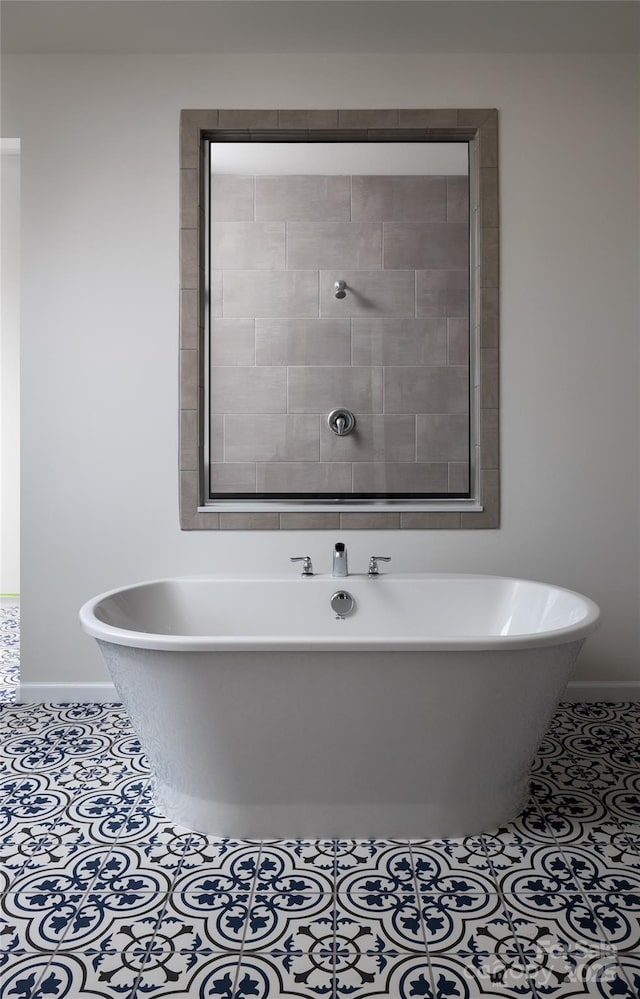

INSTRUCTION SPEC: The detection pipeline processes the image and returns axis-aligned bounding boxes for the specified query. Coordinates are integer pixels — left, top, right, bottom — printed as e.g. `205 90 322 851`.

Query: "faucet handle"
290 556 314 576
368 555 391 575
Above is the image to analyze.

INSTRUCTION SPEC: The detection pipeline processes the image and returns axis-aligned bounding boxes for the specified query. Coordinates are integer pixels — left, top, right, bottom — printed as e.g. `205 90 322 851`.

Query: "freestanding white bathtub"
79 574 600 838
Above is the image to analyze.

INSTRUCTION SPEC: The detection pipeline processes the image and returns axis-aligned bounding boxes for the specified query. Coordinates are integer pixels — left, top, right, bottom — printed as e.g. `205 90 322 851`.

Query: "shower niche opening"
179 110 499 530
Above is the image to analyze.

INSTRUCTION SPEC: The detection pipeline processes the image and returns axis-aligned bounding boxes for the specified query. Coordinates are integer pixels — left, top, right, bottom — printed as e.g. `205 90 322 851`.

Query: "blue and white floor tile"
2 611 640 995
2 708 640 998
0 602 19 705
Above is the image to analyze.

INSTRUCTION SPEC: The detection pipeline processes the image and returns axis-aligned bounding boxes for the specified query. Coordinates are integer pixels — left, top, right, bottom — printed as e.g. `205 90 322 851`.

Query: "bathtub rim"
79 572 601 653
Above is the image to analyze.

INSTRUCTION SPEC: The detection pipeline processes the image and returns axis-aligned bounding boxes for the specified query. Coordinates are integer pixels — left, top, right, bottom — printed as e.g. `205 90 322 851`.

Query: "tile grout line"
477 831 539 996
233 838 267 992
34 767 156 981
529 758 639 993
28 734 168 997
516 707 639 995
129 829 201 995
407 839 439 997
233 838 340 997
6 728 146 971
1 704 108 834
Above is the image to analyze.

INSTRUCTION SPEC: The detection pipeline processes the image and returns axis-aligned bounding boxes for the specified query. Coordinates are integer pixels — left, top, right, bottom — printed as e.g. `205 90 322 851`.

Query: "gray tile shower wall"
209 173 470 496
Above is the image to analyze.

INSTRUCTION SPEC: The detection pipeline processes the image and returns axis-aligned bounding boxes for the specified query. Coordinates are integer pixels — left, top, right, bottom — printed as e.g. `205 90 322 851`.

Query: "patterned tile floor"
0 602 19 705
0 606 639 996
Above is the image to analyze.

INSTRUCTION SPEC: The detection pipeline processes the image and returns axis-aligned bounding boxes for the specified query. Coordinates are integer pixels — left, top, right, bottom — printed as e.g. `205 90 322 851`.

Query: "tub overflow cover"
331 590 355 618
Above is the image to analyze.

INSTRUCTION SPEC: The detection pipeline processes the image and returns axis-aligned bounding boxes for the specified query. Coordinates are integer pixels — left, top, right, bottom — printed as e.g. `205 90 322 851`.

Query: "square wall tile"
180 289 199 349
180 168 198 209
481 409 499 469
278 110 338 128
383 222 468 270
446 176 469 222
351 175 447 221
320 270 415 317
180 349 199 411
210 463 256 493
416 269 469 317
339 511 400 528
481 287 500 347
255 318 351 366
211 319 255 366
480 227 500 288
219 512 280 529
481 349 499 408
180 409 198 449
416 414 469 462
210 415 224 461
223 270 318 317
480 168 499 227
449 462 470 492
218 109 278 129
401 511 461 528
320 415 416 462
180 228 198 290
256 462 352 493
211 222 285 270
287 222 382 270
255 175 350 221
180 470 200 523
210 367 286 414
352 318 447 365
353 462 449 493
287 365 383 414
211 175 255 221
398 109 459 127
279 512 341 528
338 109 399 128
479 124 499 168
384 366 469 414
447 318 470 364
180 446 198 471
224 414 319 462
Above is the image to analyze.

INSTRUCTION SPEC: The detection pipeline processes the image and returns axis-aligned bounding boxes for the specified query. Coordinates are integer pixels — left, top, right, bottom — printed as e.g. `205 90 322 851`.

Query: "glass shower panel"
207 142 470 502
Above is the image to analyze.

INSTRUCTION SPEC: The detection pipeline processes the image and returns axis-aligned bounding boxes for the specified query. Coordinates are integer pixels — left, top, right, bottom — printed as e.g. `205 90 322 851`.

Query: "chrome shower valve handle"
368 555 391 575
290 556 314 576
327 408 356 436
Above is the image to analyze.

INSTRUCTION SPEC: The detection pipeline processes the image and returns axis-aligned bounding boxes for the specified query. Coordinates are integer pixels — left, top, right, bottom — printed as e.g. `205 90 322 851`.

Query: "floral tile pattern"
0 603 19 705
1 701 639 997
1 611 640 996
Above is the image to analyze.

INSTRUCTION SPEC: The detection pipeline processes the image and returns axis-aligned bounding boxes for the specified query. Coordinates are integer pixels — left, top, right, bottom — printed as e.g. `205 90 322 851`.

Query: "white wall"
0 141 20 595
1 52 638 687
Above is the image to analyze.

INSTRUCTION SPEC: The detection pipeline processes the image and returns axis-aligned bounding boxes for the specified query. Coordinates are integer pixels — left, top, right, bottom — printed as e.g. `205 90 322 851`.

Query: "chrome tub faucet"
332 542 348 577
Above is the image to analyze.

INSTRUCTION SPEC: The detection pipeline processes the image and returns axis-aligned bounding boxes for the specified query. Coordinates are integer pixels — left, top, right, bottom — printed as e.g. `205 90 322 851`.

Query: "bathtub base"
99 641 584 840
153 779 529 840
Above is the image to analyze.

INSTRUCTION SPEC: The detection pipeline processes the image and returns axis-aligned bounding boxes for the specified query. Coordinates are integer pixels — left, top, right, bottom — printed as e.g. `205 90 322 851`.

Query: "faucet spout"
333 542 348 577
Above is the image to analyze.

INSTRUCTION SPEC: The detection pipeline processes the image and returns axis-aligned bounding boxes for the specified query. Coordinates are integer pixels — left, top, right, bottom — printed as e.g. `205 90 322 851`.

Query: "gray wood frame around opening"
179 109 499 530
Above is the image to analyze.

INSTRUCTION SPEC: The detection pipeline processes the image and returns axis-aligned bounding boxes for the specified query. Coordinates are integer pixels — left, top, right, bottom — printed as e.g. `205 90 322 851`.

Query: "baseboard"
18 683 119 704
565 680 640 702
15 680 640 705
